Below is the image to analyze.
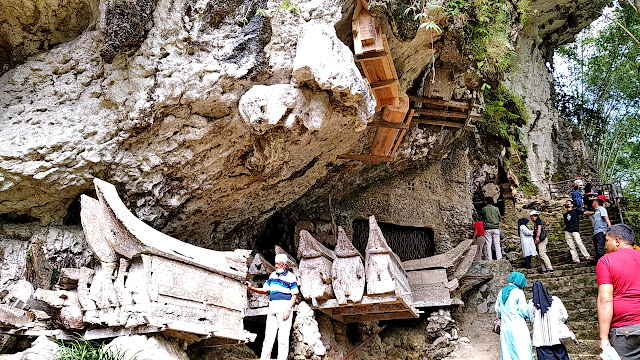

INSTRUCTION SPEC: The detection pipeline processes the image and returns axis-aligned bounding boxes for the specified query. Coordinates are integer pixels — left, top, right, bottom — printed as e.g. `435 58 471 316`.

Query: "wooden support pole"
337 154 393 163
367 121 409 129
355 51 388 62
369 79 398 90
342 324 388 360
409 96 470 109
414 108 468 119
386 109 414 165
414 119 466 128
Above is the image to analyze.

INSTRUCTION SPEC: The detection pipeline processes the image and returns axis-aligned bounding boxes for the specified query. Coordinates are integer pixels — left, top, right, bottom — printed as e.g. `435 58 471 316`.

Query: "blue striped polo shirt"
266 269 299 302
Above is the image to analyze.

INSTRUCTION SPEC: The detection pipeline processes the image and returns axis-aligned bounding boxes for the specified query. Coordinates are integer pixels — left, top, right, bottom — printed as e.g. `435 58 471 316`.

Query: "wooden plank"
314 294 403 309
452 244 477 281
414 119 466 128
355 51 388 62
340 310 418 323
370 79 398 90
324 302 409 317
464 93 477 127
386 109 414 165
370 92 409 156
367 121 409 129
381 35 398 80
414 108 468 119
402 240 473 271
337 154 393 163
409 96 470 109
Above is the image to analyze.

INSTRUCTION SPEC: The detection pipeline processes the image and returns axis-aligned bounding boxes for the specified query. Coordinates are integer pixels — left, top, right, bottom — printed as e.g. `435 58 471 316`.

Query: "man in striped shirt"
246 254 299 360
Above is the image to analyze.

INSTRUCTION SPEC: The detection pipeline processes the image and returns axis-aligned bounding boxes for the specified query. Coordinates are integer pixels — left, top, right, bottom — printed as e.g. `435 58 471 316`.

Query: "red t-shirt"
474 221 485 236
596 248 640 327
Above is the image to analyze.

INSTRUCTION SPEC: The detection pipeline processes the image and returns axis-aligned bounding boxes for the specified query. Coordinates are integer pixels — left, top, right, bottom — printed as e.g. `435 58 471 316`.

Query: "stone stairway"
513 207 624 360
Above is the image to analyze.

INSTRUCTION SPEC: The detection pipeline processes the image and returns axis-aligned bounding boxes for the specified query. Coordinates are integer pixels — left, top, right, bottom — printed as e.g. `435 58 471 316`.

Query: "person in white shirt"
528 281 571 360
246 254 299 360
518 217 538 269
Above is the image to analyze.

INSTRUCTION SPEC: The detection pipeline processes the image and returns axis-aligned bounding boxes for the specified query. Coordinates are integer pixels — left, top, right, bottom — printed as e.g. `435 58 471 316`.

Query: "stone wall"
333 146 475 255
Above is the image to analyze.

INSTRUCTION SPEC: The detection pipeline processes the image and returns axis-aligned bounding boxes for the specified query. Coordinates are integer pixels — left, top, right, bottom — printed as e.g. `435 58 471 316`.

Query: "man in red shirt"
472 217 487 261
596 224 640 359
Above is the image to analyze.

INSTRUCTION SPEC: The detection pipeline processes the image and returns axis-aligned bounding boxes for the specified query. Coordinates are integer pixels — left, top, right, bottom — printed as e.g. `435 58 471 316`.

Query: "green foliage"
405 0 444 35
55 337 136 360
25 249 32 262
443 0 530 83
477 84 529 149
50 268 60 289
515 166 539 196
252 0 297 21
554 3 640 197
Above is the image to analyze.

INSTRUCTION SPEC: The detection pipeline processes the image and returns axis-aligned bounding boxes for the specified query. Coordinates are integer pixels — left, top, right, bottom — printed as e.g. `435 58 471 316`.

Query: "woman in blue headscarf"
494 271 534 360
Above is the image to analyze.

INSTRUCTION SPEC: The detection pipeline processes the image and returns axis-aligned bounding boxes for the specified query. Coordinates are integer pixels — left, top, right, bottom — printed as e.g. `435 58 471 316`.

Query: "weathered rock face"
0 224 90 289
0 0 376 249
0 0 99 77
0 0 605 251
507 0 608 193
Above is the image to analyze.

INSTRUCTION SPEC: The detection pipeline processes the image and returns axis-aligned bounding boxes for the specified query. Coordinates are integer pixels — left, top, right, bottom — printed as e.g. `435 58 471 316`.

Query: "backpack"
571 191 583 206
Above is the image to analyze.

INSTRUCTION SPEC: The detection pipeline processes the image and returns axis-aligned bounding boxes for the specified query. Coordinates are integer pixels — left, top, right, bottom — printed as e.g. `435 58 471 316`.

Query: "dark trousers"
593 232 607 261
536 344 569 360
524 255 532 269
610 324 640 360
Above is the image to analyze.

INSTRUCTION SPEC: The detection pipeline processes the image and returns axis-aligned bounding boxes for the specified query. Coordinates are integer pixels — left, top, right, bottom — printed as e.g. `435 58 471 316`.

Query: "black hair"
585 183 592 192
485 196 494 205
607 224 636 245
596 198 604 206
573 185 578 190
566 199 576 206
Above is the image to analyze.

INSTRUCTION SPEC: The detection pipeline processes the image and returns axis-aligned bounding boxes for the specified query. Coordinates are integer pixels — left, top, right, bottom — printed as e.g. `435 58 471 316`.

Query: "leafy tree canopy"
555 1 640 198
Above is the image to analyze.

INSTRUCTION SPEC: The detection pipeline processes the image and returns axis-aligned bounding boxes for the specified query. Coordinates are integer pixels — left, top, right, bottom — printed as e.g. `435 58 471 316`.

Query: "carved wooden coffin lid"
298 230 336 260
91 178 250 280
334 227 364 259
248 253 275 276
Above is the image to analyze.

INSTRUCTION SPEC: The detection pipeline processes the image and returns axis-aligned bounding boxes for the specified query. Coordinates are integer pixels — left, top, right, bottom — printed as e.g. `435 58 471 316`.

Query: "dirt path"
445 313 501 360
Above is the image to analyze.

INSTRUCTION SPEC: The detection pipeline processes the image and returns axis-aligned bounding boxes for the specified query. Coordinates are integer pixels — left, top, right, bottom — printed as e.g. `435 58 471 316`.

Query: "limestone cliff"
0 0 612 358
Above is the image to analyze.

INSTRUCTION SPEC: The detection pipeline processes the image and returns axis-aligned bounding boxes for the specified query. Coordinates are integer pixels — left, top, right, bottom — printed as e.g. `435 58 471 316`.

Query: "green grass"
55 337 137 360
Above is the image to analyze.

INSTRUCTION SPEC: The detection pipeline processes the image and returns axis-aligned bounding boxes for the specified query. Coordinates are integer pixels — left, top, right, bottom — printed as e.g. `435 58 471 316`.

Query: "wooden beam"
414 119 466 128
386 109 414 165
367 121 409 129
340 310 418 323
337 154 393 163
409 96 470 109
369 79 398 90
413 108 468 119
465 93 477 127
342 324 387 360
354 51 388 62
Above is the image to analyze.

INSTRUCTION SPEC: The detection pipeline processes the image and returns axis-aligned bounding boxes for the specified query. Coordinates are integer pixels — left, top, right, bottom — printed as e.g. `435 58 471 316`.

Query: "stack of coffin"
338 0 413 164
401 240 478 307
3 179 256 346
299 216 418 323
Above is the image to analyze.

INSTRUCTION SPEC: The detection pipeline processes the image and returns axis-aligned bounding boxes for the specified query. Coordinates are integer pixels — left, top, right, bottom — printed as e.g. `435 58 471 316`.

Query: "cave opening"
351 220 435 261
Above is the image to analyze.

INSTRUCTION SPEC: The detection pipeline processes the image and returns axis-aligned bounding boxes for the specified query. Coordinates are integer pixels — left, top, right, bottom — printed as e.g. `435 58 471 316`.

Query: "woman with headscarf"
494 272 534 360
518 218 538 269
528 281 571 360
